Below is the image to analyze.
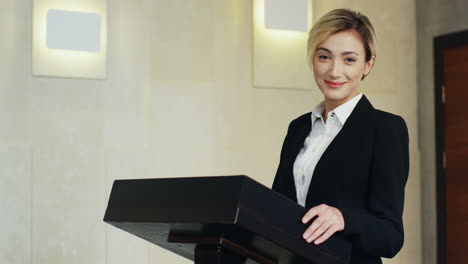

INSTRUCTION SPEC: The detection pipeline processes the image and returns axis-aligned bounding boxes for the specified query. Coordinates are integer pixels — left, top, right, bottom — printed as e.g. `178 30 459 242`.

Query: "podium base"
195 245 247 264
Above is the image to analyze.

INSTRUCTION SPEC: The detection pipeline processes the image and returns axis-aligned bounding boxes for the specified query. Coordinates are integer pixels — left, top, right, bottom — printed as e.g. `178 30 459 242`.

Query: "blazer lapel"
282 116 311 202
305 95 375 207
291 118 312 161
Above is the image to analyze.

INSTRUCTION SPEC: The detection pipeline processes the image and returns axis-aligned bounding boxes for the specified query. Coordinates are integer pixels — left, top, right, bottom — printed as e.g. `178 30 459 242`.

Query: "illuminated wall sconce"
252 0 314 90
46 9 102 53
32 0 107 79
264 0 308 32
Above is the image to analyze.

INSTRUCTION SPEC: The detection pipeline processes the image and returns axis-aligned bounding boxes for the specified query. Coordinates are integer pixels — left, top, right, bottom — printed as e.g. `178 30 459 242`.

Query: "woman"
272 9 409 264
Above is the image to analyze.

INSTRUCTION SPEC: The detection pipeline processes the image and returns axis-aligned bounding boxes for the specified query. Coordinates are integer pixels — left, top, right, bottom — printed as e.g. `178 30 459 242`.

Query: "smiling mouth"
324 80 346 88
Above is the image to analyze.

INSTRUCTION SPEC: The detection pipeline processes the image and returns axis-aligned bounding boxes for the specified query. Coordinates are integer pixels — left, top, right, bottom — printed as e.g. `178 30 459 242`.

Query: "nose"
329 59 343 79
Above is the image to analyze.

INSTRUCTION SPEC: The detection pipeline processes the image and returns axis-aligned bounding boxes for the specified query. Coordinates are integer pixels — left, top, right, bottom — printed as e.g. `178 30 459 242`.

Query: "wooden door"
443 45 468 264
436 30 468 264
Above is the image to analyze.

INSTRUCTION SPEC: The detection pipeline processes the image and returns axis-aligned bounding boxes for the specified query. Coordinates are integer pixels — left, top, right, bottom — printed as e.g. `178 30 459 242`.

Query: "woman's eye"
318 55 329 60
345 58 356 63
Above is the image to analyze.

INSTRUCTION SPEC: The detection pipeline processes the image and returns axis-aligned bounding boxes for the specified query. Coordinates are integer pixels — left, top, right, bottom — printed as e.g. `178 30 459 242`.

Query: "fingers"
314 224 340 245
303 209 333 242
302 204 344 245
302 204 326 224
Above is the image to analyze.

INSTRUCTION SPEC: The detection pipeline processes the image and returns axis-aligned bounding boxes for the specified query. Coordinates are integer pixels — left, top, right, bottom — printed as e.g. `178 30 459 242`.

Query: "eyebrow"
316 47 360 56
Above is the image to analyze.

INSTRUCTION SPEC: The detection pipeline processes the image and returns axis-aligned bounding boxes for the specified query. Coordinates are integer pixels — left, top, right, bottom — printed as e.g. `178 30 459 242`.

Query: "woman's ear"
364 55 376 76
361 56 375 80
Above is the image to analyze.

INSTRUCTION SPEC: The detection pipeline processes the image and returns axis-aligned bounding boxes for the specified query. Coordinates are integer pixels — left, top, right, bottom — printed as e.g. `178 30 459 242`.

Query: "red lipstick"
325 80 345 89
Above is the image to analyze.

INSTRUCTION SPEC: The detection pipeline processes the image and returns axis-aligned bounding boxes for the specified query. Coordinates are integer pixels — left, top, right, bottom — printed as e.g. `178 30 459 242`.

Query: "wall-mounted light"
46 9 102 53
32 0 107 79
252 0 314 90
264 0 308 32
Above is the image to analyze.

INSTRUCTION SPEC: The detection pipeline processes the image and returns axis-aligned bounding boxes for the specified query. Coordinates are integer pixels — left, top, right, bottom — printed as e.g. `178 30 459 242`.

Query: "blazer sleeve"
272 119 295 193
339 115 410 258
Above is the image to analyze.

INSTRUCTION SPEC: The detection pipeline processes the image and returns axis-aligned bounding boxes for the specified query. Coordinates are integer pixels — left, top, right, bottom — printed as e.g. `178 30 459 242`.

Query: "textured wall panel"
0 146 31 264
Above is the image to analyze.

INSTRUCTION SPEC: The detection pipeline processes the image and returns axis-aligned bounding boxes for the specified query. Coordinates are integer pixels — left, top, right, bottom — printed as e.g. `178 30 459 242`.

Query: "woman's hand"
302 204 345 245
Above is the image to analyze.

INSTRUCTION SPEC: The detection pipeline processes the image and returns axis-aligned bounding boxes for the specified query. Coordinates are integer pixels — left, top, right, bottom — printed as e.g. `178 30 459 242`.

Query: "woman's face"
312 30 375 108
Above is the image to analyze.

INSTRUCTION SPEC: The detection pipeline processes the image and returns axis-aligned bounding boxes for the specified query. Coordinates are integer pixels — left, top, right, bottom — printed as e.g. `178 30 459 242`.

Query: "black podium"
103 176 351 264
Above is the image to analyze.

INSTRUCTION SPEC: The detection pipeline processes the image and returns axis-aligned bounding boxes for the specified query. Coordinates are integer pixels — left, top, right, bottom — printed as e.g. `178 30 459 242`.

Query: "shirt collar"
310 93 363 126
332 93 363 125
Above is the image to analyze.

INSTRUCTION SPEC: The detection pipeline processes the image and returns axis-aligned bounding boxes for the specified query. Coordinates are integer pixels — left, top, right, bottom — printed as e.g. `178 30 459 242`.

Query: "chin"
319 84 358 102
321 90 351 102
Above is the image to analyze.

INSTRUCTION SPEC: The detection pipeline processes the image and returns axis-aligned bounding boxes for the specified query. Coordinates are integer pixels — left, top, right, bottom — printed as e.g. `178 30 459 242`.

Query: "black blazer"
272 95 409 264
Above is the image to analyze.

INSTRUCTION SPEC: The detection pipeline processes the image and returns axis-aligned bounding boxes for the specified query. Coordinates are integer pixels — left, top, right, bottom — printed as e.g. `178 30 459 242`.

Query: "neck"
322 92 360 122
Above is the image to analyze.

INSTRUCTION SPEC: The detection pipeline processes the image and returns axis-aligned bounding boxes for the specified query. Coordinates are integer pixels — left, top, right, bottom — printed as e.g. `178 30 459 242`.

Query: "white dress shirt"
293 93 363 207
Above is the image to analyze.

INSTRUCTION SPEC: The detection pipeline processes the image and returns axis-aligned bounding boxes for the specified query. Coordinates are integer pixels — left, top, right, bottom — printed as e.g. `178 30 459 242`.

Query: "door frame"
434 29 468 264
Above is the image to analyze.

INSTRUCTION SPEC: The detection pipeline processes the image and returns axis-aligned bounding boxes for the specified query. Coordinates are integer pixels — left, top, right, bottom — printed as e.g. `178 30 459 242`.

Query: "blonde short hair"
307 9 376 64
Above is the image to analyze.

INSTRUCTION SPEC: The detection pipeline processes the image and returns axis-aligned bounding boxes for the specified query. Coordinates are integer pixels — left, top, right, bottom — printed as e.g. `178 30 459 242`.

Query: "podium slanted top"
104 175 351 264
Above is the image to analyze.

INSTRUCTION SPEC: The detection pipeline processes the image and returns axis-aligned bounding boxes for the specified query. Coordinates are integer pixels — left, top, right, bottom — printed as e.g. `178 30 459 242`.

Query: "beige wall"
1 0 420 264
416 0 468 264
